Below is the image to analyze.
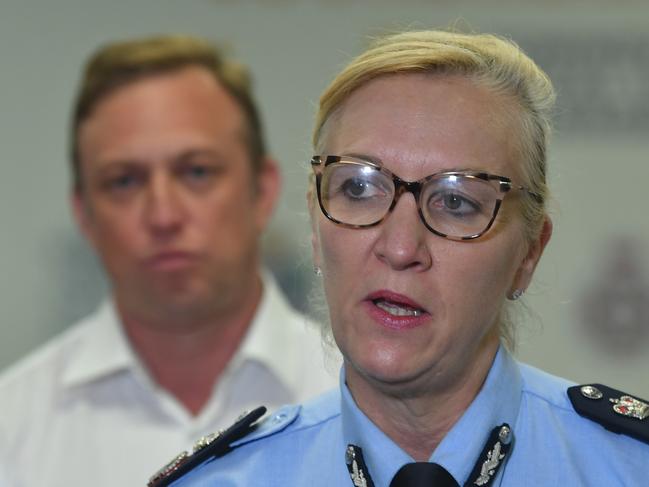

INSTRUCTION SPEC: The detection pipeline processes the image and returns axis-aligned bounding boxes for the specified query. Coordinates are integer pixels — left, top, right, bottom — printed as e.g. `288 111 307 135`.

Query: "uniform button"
580 385 603 400
272 412 288 424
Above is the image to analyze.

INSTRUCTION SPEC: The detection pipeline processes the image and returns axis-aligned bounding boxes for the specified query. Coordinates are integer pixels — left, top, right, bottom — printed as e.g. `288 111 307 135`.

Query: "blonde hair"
71 34 265 189
312 30 556 349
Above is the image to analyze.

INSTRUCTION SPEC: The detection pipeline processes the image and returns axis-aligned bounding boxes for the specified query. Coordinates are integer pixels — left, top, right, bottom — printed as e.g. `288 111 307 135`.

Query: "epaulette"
568 383 649 444
148 406 267 487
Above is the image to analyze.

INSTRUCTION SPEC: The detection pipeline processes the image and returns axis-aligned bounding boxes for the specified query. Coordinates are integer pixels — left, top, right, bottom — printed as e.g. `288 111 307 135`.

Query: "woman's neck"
345 337 499 461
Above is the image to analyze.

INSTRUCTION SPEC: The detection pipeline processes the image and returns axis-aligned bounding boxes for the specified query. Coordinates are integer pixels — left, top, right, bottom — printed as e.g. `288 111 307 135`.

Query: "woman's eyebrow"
340 152 384 166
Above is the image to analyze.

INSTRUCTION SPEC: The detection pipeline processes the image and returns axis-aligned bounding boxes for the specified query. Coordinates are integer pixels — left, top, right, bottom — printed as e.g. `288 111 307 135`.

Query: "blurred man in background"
0 34 335 486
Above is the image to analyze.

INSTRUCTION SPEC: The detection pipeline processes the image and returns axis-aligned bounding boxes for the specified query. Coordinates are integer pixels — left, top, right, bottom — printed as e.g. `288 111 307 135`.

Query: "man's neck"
117 275 263 416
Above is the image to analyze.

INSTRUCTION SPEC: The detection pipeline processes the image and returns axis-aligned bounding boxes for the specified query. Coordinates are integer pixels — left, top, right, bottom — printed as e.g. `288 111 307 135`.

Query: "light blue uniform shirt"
172 347 648 486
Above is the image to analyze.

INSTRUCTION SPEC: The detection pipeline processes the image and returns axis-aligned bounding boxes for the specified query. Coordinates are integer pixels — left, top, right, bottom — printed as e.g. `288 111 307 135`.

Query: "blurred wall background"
1 0 648 397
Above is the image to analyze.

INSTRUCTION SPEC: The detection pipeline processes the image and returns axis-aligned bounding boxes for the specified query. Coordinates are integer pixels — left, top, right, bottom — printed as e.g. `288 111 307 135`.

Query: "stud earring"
510 289 524 301
314 266 322 276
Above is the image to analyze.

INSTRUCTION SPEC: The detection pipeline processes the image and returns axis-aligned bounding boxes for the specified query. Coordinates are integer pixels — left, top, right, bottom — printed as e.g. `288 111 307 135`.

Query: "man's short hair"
71 34 267 190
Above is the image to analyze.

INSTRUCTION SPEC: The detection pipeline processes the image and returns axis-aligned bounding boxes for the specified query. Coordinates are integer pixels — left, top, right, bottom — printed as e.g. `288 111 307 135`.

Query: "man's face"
75 66 279 324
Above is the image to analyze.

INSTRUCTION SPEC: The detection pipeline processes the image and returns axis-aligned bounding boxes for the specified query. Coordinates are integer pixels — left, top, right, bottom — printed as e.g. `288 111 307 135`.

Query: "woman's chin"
347 352 431 390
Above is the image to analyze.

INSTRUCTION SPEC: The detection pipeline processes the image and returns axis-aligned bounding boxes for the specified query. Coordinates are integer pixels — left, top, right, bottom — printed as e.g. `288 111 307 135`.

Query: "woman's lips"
363 290 430 330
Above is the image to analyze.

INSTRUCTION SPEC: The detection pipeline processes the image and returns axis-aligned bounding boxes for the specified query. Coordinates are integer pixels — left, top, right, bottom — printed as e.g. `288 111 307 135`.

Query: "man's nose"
143 173 185 237
372 192 433 272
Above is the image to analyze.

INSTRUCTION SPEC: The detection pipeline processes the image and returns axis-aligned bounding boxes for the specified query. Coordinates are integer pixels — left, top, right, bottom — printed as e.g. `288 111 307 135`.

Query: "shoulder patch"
148 406 267 487
568 384 649 444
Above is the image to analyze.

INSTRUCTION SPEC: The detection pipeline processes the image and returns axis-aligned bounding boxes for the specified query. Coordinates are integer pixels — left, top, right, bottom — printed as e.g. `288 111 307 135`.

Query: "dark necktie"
389 462 459 487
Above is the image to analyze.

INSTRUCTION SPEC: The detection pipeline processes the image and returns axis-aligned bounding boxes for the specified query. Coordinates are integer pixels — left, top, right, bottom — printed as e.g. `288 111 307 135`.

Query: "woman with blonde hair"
153 29 648 487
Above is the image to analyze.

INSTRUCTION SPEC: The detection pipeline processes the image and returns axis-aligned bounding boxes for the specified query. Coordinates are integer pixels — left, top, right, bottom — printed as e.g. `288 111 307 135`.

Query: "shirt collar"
61 299 138 388
341 345 522 486
234 271 310 394
341 376 412 486
60 272 304 393
431 346 521 483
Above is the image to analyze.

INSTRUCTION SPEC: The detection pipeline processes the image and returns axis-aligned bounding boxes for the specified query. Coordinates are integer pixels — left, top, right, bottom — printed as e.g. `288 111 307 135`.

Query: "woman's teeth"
375 300 423 317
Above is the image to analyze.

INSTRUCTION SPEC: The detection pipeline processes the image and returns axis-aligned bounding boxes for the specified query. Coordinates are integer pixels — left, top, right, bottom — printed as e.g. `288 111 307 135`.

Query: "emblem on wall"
579 237 649 355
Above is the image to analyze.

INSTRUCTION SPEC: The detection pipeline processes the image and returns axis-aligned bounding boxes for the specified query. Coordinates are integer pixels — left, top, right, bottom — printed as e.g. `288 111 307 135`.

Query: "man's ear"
70 189 95 244
254 156 281 232
510 217 553 297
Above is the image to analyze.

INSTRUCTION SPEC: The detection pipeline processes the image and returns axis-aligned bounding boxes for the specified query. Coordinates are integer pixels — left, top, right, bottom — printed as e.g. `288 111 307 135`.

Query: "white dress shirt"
0 274 337 487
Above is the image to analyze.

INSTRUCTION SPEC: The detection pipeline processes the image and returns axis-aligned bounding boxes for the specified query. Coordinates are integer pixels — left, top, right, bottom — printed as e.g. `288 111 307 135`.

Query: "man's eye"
186 165 209 178
106 174 139 191
180 164 218 183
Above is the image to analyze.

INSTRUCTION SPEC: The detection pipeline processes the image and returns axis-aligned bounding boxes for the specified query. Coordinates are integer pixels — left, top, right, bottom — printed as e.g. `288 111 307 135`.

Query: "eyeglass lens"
319 162 501 239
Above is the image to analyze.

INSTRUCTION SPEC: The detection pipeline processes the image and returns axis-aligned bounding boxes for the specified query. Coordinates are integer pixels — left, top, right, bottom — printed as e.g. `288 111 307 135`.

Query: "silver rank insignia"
473 425 510 486
344 445 375 487
474 441 504 486
346 445 368 487
192 430 224 453
147 406 267 487
148 451 189 486
610 395 649 421
467 424 512 487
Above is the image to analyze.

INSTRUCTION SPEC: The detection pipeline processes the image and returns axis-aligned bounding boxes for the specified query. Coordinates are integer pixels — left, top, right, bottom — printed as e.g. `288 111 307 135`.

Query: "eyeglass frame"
310 155 541 241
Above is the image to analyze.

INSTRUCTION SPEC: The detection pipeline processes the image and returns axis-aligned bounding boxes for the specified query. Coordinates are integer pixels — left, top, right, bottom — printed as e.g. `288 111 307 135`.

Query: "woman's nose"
372 193 433 272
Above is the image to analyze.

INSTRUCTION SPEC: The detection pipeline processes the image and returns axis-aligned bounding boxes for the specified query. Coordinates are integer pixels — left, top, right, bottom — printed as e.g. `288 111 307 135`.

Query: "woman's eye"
339 177 388 201
442 193 463 210
428 191 480 216
341 178 371 198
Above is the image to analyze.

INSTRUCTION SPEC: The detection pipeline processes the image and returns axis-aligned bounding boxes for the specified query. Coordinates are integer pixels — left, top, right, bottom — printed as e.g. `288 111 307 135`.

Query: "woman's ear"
510 217 553 297
307 185 322 270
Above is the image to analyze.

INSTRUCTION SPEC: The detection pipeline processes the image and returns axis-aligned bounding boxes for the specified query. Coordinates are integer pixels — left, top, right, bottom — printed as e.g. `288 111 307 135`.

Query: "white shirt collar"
231 271 317 393
60 299 136 388
59 271 314 395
